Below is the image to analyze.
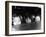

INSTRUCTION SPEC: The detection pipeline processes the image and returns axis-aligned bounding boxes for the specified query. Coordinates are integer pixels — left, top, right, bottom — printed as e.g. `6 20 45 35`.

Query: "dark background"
12 6 41 16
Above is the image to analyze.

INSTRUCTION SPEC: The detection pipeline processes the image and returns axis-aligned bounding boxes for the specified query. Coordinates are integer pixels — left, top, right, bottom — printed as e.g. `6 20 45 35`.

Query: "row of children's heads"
12 14 41 19
12 14 41 23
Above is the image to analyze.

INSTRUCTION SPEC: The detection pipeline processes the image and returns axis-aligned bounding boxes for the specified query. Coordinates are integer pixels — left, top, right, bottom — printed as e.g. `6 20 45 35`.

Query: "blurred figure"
12 16 21 31
35 16 40 23
25 17 31 24
35 16 41 29
13 16 21 25
32 15 35 18
31 15 35 23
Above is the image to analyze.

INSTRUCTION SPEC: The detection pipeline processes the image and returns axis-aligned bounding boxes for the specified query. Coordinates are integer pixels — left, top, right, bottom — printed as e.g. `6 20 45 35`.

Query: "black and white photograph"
5 1 45 35
12 6 41 30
